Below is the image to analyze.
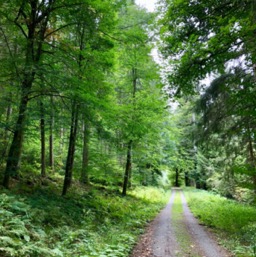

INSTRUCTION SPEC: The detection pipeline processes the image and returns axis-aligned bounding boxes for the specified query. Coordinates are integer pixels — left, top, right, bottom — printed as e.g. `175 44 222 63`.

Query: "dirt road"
130 188 231 257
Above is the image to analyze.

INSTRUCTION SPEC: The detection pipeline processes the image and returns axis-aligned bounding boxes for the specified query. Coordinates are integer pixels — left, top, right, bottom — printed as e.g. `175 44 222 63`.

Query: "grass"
171 190 200 257
184 187 256 257
0 179 169 257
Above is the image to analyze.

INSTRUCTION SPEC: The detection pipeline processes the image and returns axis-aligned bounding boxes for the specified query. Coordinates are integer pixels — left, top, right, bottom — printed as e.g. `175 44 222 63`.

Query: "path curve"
130 188 231 257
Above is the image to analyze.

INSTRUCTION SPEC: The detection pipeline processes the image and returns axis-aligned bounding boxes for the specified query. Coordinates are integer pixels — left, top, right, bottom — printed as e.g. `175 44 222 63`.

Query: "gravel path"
153 190 179 257
130 188 232 257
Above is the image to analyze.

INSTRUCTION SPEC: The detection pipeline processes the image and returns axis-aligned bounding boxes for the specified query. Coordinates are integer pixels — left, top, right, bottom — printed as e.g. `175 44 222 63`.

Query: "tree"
0 0 118 191
158 0 256 200
110 2 167 195
158 0 256 94
61 0 116 195
2 0 60 187
195 71 256 197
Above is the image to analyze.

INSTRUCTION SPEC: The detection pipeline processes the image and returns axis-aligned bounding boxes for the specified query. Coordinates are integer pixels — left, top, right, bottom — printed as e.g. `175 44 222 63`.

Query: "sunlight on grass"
0 186 169 257
184 188 256 257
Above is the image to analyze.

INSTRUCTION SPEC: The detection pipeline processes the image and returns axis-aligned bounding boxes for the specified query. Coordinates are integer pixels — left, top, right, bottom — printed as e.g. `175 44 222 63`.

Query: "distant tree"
111 3 167 195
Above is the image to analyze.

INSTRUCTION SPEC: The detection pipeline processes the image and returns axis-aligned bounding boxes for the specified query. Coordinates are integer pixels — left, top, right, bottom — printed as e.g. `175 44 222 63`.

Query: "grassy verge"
0 181 169 257
184 187 256 257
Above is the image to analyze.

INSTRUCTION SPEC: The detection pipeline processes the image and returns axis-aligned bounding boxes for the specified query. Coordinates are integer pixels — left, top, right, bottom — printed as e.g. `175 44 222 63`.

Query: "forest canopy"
0 0 255 201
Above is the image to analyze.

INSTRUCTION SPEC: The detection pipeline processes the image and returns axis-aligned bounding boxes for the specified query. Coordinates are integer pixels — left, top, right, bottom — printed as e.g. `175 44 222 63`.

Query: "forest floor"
130 188 232 257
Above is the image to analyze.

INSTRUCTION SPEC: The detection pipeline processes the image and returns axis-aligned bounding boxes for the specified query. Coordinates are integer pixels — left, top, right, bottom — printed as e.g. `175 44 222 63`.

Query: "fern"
0 187 168 257
0 236 17 246
18 243 62 256
0 246 16 256
10 201 30 214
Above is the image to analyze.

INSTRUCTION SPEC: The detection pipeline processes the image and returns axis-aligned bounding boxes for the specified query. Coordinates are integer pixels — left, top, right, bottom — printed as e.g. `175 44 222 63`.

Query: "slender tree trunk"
62 102 79 196
247 126 256 195
49 96 54 171
123 67 137 192
175 168 179 187
184 171 190 187
128 161 133 188
59 125 65 157
1 100 13 161
3 89 30 188
249 3 256 198
40 100 46 177
122 140 132 196
80 118 90 184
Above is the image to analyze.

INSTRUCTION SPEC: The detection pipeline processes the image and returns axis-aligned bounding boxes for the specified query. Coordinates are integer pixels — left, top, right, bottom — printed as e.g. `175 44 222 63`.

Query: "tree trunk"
49 96 54 171
59 126 65 158
2 1 52 188
3 90 30 188
128 161 133 188
175 168 179 187
80 118 90 184
62 102 79 196
122 140 132 196
184 171 190 187
124 67 137 191
248 126 256 196
1 100 13 162
40 100 46 177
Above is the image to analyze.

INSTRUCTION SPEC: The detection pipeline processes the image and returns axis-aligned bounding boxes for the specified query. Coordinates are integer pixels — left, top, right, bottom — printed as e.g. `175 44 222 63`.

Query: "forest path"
130 188 231 257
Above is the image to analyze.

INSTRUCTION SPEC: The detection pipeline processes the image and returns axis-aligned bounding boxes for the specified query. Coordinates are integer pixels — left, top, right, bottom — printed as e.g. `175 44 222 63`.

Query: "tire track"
130 188 231 257
181 192 230 257
153 190 179 257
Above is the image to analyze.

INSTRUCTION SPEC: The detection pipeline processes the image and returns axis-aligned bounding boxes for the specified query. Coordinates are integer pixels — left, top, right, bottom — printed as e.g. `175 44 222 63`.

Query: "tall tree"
110 2 167 195
158 0 256 94
1 0 89 188
61 0 116 195
2 0 58 187
195 71 256 196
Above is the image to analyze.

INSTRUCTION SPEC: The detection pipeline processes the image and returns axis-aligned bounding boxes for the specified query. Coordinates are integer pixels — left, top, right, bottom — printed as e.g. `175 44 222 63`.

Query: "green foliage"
158 0 255 94
184 188 256 256
0 185 168 257
158 0 256 200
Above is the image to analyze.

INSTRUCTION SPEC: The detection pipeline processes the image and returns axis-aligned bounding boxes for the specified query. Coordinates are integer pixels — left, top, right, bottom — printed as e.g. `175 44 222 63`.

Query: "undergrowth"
0 181 169 257
184 188 256 257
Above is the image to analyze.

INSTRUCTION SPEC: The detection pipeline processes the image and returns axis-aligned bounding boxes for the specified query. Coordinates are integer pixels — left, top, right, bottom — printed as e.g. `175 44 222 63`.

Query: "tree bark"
3 89 30 188
122 140 132 196
247 125 256 196
123 67 137 192
175 168 179 187
184 171 190 187
49 96 54 171
80 118 90 184
62 102 79 196
1 99 13 162
40 100 46 177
